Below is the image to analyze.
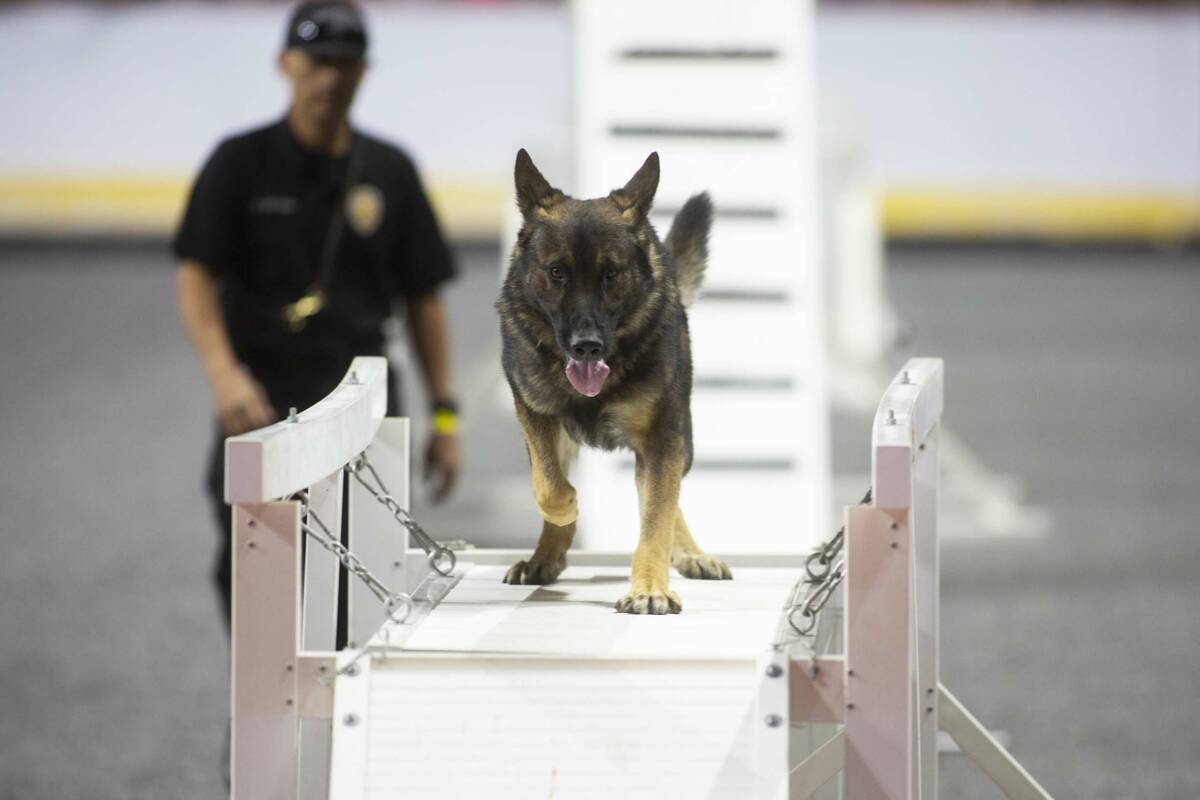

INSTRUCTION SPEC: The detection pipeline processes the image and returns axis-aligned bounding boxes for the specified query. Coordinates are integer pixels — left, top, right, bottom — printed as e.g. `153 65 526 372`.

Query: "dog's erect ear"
608 152 659 223
514 149 563 218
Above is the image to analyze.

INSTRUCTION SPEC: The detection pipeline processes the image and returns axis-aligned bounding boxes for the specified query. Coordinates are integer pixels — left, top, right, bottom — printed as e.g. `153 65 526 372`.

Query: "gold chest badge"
345 183 384 237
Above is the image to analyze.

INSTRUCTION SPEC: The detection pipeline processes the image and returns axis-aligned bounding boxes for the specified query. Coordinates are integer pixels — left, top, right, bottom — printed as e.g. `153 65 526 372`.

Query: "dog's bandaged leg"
515 399 579 526
506 398 579 585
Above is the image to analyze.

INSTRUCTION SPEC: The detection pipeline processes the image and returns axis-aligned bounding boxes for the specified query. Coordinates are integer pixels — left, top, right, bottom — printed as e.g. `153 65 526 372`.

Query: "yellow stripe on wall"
1 176 1197 243
0 175 508 241
884 189 1200 243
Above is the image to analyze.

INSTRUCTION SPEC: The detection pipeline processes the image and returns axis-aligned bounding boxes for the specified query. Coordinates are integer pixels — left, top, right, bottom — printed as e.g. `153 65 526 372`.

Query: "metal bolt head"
286 664 294 672
344 663 358 677
248 519 257 528
247 541 257 549
765 664 784 679
847 703 856 710
285 698 294 707
764 714 784 728
926 706 934 714
890 542 899 549
343 713 359 727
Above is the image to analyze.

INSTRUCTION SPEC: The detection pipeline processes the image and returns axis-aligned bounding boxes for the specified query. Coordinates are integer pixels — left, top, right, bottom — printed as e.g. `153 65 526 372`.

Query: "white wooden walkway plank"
364 658 760 799
396 564 803 661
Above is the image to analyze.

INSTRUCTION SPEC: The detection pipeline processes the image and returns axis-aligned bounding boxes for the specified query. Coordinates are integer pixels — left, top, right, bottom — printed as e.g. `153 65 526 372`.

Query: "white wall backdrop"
2 2 1197 236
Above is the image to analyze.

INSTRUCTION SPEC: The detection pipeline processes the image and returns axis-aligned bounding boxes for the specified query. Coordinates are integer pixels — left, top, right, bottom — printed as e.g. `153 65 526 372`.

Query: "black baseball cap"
285 1 368 61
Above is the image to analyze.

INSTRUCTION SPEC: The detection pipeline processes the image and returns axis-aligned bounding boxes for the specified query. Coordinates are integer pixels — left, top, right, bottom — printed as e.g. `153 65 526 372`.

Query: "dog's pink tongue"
565 358 610 397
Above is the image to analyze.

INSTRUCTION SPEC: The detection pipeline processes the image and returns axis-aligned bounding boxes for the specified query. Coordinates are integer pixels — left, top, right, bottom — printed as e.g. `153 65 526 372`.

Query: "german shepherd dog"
496 149 732 615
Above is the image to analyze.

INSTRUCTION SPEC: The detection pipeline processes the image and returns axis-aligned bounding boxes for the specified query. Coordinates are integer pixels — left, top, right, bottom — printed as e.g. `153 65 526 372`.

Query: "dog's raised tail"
664 192 712 308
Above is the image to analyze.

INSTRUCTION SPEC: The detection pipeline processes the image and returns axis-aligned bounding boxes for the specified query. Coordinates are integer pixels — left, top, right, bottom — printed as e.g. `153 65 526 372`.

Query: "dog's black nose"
570 337 604 361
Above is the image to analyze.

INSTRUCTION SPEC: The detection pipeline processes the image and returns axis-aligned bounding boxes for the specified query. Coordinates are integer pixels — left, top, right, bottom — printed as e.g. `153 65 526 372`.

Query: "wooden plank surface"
395 564 803 660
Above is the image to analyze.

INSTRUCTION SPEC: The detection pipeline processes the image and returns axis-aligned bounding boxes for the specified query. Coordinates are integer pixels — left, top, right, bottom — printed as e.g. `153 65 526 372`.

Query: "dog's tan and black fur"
496 149 731 615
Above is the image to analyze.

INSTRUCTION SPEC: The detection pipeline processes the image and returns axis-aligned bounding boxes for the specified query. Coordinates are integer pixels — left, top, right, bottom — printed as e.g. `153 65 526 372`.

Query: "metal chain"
786 488 873 637
346 452 457 577
293 491 414 627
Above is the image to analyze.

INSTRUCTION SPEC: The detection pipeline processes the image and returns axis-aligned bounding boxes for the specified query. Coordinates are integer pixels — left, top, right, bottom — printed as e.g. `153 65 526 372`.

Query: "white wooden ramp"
231 357 1056 800
331 561 804 799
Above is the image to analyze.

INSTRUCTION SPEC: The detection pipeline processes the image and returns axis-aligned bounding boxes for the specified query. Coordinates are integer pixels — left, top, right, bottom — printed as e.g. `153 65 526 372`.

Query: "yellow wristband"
432 409 459 436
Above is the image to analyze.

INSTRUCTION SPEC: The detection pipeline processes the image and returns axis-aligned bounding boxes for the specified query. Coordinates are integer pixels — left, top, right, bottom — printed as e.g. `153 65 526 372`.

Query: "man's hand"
211 365 277 436
424 433 460 503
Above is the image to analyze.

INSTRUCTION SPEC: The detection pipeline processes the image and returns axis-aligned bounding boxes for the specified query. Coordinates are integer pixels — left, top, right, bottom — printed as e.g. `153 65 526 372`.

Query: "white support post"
346 417 410 648
297 473 342 800
841 358 943 799
231 501 302 800
756 649 791 799
844 504 914 800
327 653 372 800
302 473 342 650
912 424 940 798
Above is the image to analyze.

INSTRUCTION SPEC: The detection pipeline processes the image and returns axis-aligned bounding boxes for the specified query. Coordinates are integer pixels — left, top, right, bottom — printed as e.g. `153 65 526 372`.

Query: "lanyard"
282 138 365 333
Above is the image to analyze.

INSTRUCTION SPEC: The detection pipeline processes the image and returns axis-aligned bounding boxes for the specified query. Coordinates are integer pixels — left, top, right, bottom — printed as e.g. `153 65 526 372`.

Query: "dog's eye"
548 265 565 282
604 268 619 281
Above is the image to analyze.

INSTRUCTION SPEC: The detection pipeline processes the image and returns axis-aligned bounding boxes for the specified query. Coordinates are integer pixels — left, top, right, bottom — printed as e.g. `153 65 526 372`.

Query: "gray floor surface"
0 242 1197 799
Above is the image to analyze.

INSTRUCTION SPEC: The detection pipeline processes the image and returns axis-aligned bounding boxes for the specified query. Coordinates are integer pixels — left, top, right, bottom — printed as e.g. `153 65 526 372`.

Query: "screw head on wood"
247 541 257 549
765 714 783 728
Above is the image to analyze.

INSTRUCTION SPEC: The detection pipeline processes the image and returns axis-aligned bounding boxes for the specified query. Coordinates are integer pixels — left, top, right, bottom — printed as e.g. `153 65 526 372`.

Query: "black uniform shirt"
172 118 454 399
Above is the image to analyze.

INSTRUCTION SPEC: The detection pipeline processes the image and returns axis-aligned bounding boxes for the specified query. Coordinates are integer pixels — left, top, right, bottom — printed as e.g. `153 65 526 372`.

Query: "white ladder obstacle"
572 0 830 554
227 356 1053 799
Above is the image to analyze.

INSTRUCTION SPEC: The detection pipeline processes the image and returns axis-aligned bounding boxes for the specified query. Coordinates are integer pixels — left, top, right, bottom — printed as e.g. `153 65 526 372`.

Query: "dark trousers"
205 361 403 629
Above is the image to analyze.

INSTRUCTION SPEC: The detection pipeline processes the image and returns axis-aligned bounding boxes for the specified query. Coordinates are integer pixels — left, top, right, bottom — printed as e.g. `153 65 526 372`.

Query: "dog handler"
174 0 460 630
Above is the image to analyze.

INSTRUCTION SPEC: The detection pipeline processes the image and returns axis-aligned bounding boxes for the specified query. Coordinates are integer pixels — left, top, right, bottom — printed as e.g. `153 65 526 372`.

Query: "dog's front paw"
614 589 682 615
673 553 733 580
503 558 565 585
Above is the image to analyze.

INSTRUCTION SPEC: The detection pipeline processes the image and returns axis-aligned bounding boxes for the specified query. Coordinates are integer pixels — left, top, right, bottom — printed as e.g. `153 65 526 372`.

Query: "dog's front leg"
504 398 578 586
616 446 684 615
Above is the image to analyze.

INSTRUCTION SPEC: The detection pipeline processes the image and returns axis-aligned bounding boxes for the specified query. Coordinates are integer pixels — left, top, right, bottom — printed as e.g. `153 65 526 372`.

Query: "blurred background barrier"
2 2 1198 244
